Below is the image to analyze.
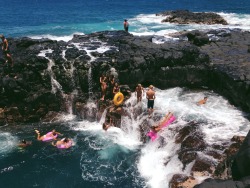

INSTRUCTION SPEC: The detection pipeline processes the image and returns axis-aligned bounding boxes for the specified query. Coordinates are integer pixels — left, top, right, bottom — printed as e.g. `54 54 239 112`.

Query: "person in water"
197 96 208 105
112 82 120 97
152 112 173 132
135 84 144 103
100 74 107 100
35 129 62 141
18 139 32 148
146 85 155 117
123 19 129 32
103 122 111 131
52 137 73 149
0 34 13 67
102 117 113 131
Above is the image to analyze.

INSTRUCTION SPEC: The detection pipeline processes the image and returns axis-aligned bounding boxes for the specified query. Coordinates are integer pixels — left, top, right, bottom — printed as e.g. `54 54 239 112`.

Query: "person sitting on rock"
197 96 208 105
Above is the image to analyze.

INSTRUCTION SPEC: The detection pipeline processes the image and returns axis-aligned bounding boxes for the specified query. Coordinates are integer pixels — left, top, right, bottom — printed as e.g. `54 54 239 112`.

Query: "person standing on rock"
112 82 120 97
146 85 155 117
135 84 144 103
124 19 129 32
0 34 13 67
108 75 115 99
100 74 107 100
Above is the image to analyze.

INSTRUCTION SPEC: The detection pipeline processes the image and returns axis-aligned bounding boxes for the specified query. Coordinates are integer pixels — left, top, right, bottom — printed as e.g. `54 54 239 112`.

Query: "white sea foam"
72 120 141 150
29 32 85 42
129 12 250 44
0 132 18 158
133 14 166 24
219 12 250 29
37 49 53 57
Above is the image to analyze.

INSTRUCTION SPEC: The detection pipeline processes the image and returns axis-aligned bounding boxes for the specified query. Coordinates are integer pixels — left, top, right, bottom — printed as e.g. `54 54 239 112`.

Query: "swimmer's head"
52 129 57 135
138 84 141 87
149 85 153 89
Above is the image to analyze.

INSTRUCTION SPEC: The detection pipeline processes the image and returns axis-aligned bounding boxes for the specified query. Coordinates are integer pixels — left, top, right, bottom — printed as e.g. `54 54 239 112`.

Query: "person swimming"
52 138 73 149
35 129 62 141
197 96 208 105
18 139 32 148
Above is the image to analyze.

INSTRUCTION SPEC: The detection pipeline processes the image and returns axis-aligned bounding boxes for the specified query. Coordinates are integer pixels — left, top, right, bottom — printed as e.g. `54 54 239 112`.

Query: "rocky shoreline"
0 11 250 187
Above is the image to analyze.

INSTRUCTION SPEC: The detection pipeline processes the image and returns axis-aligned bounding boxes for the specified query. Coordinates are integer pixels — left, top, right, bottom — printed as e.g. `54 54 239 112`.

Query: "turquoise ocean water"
1 0 250 39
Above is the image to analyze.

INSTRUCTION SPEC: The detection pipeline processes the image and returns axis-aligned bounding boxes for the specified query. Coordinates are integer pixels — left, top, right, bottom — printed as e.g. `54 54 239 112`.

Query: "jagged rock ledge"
156 10 228 25
0 28 250 187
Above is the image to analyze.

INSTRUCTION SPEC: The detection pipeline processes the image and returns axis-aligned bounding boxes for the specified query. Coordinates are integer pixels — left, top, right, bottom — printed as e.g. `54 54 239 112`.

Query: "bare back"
146 89 155 100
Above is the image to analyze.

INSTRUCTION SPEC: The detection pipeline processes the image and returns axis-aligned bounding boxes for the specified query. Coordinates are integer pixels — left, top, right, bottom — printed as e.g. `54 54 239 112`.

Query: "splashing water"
0 132 18 159
72 40 118 100
72 87 250 188
38 49 63 94
0 87 248 188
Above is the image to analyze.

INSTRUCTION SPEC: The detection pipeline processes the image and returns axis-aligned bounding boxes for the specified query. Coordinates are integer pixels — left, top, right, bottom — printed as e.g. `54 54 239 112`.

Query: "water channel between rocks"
0 87 249 188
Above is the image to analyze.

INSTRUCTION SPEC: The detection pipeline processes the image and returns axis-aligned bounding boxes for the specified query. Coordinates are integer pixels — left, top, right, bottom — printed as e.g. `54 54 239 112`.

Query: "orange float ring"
113 92 124 106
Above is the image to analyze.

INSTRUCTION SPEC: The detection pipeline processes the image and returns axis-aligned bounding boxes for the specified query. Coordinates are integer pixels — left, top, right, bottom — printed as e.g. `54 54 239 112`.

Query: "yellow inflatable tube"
113 92 124 106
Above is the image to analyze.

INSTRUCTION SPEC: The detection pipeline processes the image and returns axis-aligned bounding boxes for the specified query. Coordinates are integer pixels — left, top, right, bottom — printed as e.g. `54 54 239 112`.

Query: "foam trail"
29 32 85 42
0 132 18 159
72 118 143 186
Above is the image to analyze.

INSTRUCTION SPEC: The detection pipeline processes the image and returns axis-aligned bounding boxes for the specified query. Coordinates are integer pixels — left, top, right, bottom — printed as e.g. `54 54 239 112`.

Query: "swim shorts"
147 100 154 109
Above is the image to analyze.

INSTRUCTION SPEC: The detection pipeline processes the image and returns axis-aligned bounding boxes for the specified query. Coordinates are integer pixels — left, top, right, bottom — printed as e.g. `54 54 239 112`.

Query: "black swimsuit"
147 100 154 109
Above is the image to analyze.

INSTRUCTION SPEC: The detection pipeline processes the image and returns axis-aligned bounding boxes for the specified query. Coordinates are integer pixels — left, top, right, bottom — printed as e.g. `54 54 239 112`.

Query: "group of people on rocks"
18 129 73 149
101 78 208 133
100 74 120 101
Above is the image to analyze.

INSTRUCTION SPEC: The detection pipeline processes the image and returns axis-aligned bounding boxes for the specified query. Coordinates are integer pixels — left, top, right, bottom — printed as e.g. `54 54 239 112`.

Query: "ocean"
1 0 250 40
1 1 250 188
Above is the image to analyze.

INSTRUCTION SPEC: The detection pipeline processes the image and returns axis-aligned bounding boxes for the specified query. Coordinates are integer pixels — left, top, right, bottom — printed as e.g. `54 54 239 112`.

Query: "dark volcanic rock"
158 10 228 25
194 176 250 188
176 122 207 168
232 131 250 180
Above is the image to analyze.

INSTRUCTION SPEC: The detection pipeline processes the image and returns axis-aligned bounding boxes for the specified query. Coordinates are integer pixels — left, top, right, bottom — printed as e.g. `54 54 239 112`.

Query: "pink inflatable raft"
147 115 176 141
42 132 58 142
56 140 73 149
